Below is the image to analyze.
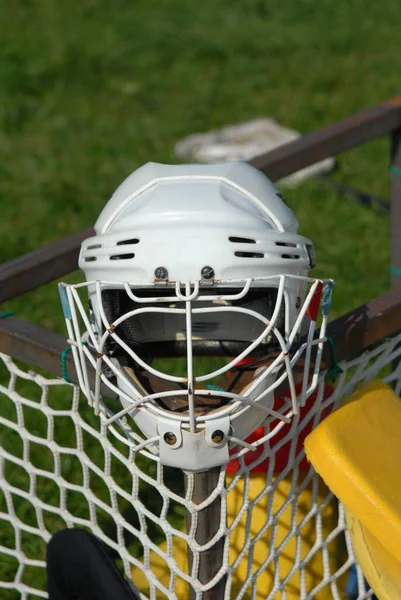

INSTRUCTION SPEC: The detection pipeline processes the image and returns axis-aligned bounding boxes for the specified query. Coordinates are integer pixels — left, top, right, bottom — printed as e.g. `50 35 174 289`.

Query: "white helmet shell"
81 162 310 285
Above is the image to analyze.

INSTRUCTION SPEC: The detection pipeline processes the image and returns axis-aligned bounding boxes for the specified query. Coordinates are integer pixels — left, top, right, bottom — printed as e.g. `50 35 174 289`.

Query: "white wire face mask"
59 161 333 471
59 275 332 472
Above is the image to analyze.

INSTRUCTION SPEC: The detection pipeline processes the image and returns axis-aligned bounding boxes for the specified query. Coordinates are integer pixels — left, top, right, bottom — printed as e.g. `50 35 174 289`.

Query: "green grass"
0 0 400 595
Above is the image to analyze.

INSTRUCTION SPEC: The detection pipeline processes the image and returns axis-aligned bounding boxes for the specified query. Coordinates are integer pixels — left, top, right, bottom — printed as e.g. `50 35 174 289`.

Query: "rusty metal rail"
250 96 401 178
0 227 94 304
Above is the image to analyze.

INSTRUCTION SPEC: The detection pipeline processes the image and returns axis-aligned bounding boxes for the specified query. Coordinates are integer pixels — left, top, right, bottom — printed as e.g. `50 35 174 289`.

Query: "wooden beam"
0 228 94 303
325 287 401 363
250 96 401 180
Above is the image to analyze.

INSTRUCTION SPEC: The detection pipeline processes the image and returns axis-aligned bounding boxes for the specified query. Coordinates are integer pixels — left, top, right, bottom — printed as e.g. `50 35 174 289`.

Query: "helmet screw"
201 266 215 280
211 430 225 444
163 432 177 446
154 266 168 281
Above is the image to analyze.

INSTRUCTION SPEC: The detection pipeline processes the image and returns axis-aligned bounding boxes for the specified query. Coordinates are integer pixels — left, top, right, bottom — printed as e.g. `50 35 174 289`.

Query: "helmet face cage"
59 274 332 472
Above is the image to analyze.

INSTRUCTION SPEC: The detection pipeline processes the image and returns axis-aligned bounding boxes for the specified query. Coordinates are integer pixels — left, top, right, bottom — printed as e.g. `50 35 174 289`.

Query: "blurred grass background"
1 0 399 330
0 0 400 596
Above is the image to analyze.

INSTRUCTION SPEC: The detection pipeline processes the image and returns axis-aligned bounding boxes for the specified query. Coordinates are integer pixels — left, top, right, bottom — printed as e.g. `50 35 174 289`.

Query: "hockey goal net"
1 326 400 599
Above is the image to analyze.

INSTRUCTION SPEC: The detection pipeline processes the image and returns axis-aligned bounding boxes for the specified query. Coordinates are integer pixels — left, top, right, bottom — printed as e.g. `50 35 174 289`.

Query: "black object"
154 266 168 280
201 266 215 279
46 529 140 600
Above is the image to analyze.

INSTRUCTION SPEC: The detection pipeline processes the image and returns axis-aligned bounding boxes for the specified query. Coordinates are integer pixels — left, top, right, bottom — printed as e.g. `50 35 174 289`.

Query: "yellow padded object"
304 380 401 564
345 507 401 600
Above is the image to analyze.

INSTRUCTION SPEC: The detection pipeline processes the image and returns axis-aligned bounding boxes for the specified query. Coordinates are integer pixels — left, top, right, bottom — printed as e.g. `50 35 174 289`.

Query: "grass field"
0 0 400 596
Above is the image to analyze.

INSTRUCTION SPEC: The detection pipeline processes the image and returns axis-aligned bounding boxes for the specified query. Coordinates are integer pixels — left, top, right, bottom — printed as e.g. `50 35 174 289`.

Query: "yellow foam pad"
345 507 401 600
304 380 401 561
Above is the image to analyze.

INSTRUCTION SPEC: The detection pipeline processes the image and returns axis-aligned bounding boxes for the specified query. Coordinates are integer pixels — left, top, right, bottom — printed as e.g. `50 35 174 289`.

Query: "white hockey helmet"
60 162 332 471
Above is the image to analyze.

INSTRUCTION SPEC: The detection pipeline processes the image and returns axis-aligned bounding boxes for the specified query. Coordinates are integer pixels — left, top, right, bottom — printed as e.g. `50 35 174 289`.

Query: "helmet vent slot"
117 238 140 246
275 242 297 248
234 251 264 259
84 256 97 262
229 236 256 244
110 253 135 261
87 244 102 250
281 254 300 259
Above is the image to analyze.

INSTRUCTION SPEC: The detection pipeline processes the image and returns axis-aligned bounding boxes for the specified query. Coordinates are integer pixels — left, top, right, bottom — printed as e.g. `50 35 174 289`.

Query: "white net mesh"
1 330 401 599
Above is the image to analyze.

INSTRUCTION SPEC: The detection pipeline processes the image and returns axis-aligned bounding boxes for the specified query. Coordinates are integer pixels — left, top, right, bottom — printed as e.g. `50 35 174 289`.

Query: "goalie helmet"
59 162 332 471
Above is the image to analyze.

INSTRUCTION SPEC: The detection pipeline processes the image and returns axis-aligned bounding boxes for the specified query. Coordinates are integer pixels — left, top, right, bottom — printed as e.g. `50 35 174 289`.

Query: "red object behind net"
227 379 335 474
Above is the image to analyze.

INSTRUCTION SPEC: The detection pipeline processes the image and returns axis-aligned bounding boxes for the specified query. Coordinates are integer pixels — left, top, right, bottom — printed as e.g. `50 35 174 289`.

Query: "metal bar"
0 316 79 381
185 468 226 599
1 98 401 303
324 286 401 362
0 227 94 303
390 127 401 290
250 96 401 180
